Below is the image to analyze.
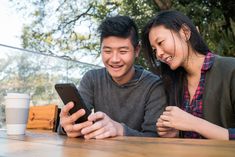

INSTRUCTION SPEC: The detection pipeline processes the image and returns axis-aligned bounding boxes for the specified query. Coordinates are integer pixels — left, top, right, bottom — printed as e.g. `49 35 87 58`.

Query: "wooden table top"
0 129 235 157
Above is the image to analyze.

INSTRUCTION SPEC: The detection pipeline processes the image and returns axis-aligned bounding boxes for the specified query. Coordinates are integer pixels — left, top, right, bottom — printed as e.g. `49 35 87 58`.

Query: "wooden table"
0 129 235 157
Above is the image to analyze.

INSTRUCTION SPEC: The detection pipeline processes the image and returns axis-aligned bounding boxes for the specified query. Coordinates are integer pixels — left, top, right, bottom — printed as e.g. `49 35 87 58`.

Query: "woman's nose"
156 48 164 60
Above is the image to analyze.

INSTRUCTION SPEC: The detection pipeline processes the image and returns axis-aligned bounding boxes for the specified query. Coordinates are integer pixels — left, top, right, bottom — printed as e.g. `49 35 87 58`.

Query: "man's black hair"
98 15 139 48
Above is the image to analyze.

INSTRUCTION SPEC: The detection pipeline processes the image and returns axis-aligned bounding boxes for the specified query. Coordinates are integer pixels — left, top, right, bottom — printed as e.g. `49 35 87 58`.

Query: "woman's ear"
180 24 191 41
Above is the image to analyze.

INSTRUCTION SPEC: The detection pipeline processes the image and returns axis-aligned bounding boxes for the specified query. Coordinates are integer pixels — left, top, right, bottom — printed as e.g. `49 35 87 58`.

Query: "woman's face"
148 25 189 70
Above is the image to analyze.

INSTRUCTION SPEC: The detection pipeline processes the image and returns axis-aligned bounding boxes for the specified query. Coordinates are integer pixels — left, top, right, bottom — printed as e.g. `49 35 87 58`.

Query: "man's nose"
111 52 121 62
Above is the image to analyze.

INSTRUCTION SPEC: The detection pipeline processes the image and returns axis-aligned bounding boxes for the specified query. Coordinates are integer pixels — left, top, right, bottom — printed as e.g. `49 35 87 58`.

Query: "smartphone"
55 83 92 124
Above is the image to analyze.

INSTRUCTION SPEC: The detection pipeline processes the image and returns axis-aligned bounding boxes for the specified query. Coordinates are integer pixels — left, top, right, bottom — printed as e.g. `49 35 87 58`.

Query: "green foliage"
9 0 235 64
172 0 235 56
204 20 235 56
116 0 158 67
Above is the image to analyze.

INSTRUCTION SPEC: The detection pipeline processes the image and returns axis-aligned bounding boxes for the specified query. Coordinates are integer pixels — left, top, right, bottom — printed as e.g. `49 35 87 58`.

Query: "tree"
171 0 235 56
10 0 120 59
9 0 235 63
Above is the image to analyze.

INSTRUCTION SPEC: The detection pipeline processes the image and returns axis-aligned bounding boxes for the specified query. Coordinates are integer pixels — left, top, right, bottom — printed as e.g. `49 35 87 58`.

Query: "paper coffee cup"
5 93 30 135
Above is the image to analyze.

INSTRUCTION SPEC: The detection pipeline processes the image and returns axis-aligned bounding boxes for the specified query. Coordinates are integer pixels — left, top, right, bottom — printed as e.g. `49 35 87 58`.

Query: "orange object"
27 104 58 131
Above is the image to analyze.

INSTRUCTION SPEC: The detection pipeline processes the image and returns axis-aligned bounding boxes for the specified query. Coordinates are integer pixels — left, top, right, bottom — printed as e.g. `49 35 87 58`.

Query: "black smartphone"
55 83 92 124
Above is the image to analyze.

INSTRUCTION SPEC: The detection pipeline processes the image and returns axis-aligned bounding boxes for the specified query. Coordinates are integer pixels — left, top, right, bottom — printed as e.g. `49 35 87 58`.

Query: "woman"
141 10 235 140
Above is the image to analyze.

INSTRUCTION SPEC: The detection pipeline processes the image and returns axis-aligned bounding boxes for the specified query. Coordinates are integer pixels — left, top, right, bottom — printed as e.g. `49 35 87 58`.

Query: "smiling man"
58 16 166 139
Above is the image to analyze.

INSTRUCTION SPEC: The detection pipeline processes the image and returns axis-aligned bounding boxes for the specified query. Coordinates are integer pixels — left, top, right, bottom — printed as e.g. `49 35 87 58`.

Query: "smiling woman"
141 10 235 140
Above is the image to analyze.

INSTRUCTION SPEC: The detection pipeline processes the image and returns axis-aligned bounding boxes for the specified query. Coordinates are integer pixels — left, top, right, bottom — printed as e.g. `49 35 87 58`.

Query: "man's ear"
180 24 191 41
134 43 141 58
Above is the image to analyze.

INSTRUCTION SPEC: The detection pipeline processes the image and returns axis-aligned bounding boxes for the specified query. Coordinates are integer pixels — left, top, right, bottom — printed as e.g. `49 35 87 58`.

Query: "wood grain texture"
0 129 235 157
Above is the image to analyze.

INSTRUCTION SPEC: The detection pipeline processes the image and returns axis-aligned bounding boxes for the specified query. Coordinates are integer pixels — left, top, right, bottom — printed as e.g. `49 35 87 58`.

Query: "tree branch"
59 5 93 30
55 0 68 12
154 0 172 10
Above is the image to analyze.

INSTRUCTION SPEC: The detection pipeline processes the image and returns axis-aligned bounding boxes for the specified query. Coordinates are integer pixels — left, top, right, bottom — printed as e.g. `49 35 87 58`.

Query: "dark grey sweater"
78 65 166 137
203 55 235 128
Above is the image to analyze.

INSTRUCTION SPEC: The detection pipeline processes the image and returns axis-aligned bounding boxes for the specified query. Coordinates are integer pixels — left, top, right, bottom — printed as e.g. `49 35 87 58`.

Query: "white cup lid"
5 93 30 99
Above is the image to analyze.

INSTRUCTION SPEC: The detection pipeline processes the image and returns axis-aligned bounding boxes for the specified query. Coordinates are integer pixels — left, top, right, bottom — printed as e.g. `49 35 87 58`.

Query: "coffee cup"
5 93 30 135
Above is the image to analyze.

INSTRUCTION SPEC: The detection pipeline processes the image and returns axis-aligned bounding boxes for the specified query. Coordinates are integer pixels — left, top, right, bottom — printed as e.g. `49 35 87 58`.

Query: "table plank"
0 130 235 157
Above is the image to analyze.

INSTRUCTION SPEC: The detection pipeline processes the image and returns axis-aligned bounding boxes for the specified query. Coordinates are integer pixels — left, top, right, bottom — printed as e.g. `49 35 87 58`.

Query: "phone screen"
55 83 91 123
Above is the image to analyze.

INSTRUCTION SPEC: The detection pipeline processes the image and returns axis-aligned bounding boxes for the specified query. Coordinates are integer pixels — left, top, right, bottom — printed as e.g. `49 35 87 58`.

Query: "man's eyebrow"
117 46 130 50
102 46 129 49
102 46 111 49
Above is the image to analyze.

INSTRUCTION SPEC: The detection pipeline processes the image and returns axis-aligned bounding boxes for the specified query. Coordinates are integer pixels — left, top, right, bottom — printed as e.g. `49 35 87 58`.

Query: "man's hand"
60 102 93 138
81 111 124 139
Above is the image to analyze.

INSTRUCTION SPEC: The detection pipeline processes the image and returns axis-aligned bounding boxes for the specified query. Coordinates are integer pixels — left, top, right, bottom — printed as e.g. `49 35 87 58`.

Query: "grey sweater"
78 65 166 137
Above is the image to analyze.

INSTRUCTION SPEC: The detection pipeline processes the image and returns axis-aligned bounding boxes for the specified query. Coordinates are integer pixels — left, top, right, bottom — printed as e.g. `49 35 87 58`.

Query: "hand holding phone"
55 83 92 124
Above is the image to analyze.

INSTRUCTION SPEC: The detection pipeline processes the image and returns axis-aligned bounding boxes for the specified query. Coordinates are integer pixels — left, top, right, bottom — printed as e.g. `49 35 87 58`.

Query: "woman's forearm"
192 117 229 140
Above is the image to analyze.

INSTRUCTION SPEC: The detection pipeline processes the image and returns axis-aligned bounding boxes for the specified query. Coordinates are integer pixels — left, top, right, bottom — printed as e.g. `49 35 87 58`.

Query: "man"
58 15 166 139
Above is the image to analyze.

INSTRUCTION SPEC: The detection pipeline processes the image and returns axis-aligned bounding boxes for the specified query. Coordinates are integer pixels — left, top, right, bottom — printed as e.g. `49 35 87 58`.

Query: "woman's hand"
159 106 229 140
156 117 179 138
160 106 196 131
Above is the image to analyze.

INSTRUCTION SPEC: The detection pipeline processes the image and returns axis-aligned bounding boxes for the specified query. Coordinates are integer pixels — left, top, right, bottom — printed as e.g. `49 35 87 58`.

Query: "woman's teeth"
166 56 173 62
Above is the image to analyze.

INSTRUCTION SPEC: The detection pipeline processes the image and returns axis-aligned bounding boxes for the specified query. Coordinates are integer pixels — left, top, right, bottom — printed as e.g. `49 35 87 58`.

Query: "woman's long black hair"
141 10 209 106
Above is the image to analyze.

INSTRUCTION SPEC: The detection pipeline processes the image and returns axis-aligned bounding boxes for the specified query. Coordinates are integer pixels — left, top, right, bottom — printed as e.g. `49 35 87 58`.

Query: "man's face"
101 36 139 85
